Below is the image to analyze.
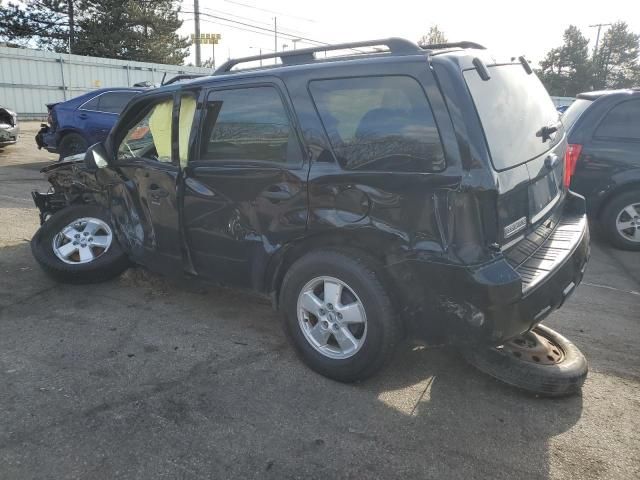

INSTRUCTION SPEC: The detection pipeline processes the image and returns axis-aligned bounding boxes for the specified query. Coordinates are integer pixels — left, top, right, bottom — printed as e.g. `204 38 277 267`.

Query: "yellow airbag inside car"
148 100 173 162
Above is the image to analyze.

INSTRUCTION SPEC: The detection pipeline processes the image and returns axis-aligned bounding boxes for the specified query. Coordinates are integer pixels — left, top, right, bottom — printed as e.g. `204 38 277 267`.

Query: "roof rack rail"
161 73 206 86
419 41 486 50
213 37 422 75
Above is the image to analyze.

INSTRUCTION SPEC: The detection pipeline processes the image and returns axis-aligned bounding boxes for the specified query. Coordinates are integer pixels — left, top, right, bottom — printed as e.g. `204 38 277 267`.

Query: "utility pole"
194 0 201 67
67 0 74 54
590 23 612 60
589 23 612 89
274 16 278 63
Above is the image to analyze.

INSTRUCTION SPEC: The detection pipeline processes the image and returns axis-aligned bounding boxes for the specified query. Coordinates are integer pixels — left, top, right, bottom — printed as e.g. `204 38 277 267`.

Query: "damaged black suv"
31 39 590 393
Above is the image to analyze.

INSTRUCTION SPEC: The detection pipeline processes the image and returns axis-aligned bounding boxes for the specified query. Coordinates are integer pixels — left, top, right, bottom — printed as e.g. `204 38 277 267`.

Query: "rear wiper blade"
536 122 561 142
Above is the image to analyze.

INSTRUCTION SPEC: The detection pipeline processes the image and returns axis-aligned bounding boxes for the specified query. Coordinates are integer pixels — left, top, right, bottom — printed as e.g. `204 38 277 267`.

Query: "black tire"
57 133 88 161
462 324 588 397
600 190 640 250
31 204 130 284
280 249 400 383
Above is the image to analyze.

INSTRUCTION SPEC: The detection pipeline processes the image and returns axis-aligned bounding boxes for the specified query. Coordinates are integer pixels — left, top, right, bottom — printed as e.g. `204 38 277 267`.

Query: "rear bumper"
390 192 590 345
35 124 57 153
487 200 589 340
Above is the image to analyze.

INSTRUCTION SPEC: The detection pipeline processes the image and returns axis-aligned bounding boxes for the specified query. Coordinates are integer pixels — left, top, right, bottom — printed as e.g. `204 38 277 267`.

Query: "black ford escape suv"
30 39 590 389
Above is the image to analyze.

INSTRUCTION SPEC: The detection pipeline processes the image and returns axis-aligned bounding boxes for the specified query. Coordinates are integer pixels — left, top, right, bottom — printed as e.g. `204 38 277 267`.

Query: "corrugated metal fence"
0 46 211 119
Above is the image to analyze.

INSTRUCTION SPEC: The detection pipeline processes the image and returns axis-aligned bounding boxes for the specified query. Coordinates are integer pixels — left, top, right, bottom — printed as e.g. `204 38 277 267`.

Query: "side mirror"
84 143 110 170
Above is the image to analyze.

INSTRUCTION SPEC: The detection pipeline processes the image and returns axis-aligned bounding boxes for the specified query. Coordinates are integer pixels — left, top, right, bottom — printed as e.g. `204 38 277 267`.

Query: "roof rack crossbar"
213 37 422 74
419 41 486 50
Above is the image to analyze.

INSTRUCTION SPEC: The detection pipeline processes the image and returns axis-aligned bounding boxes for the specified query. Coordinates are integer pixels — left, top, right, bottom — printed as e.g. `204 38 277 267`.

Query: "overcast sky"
179 0 640 68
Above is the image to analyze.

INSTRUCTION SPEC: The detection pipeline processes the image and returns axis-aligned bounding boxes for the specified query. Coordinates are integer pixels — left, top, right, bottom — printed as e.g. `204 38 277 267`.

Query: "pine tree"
593 21 640 89
0 0 190 64
537 25 592 96
0 1 71 52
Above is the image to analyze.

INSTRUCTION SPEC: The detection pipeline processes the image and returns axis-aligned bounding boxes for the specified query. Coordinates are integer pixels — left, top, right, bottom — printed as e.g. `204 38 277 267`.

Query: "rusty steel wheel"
461 324 588 397
501 328 565 365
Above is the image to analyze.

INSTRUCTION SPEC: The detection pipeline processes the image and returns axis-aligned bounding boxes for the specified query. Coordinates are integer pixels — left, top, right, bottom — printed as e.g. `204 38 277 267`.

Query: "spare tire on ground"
461 324 588 397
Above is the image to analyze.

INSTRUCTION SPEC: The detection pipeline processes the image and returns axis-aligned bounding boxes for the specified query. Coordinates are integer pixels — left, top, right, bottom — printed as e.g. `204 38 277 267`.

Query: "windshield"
464 64 560 171
561 99 592 132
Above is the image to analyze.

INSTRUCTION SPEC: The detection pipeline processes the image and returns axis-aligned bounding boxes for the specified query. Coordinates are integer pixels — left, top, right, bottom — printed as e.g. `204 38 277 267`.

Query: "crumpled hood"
0 107 17 127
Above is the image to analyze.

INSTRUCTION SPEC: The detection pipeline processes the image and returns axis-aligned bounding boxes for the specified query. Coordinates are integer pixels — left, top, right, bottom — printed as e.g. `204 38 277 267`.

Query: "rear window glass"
464 64 560 171
309 76 445 172
561 99 591 131
595 100 640 141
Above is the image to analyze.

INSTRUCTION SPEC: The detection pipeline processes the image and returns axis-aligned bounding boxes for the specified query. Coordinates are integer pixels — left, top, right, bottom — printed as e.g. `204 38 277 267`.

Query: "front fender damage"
32 159 106 224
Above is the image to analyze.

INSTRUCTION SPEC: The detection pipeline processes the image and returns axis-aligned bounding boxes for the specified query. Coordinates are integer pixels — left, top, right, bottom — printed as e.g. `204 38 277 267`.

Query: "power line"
182 10 329 47
222 0 315 23
200 6 311 38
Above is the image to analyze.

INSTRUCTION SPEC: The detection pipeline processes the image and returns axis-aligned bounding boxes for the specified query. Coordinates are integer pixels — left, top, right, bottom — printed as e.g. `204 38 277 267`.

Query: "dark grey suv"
30 39 590 395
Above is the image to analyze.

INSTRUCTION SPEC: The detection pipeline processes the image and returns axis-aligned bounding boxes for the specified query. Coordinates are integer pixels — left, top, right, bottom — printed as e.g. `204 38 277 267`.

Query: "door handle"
78 113 88 120
262 184 293 201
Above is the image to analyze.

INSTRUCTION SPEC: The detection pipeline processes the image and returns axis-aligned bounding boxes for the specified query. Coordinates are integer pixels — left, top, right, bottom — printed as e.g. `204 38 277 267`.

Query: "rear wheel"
57 133 88 161
600 190 640 250
31 204 129 283
280 249 400 382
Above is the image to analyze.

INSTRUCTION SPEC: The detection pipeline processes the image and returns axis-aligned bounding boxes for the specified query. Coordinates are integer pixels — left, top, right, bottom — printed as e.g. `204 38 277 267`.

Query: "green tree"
0 0 190 64
0 1 72 52
537 25 592 96
418 25 448 46
593 21 640 89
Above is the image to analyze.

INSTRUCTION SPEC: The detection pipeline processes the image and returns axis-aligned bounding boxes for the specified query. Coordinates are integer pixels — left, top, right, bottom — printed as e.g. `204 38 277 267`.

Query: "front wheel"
280 249 400 382
31 204 130 283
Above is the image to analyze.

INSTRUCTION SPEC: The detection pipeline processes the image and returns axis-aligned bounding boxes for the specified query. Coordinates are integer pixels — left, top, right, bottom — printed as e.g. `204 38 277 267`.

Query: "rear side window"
595 100 640 141
81 91 138 114
199 86 299 164
98 92 138 114
464 64 559 171
309 76 445 172
81 95 100 111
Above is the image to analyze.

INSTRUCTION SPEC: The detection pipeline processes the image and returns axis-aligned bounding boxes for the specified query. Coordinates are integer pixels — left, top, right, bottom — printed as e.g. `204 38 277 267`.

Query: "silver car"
0 107 19 147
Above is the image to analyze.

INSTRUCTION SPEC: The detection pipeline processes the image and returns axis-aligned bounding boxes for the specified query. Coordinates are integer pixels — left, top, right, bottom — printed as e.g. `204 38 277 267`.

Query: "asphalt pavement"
0 123 638 479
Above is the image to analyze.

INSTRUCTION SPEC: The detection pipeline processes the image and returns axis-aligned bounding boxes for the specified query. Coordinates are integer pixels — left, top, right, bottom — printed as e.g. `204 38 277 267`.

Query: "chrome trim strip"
530 191 561 225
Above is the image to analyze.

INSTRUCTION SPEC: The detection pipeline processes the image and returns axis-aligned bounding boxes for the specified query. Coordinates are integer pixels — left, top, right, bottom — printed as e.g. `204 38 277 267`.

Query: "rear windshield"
561 98 592 131
464 64 560 171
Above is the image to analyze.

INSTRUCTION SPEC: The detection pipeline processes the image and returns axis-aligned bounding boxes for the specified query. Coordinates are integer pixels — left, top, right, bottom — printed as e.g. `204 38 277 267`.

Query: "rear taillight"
564 143 582 188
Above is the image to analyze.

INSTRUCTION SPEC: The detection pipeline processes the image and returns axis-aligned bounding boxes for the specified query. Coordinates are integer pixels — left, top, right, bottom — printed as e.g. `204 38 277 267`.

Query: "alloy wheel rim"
615 202 640 243
297 276 367 360
52 217 113 265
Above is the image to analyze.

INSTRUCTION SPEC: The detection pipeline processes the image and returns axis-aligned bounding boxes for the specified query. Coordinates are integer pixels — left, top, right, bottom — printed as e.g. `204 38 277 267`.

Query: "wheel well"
597 182 640 220
57 129 87 146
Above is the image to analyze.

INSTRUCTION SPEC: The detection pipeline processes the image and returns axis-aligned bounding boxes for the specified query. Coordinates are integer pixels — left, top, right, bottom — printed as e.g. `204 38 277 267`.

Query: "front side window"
595 100 640 141
117 98 173 163
309 76 445 172
199 86 298 164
